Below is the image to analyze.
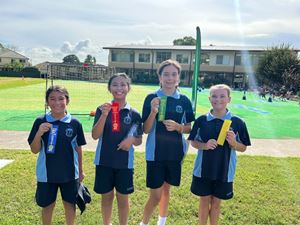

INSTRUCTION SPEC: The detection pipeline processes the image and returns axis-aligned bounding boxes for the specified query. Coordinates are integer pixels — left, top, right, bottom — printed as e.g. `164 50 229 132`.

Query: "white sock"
157 216 167 225
140 222 148 225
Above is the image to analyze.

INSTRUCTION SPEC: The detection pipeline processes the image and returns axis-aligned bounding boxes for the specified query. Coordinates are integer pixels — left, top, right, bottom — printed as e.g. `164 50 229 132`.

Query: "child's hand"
37 123 52 136
117 137 135 151
99 103 112 116
205 139 217 150
163 120 179 132
79 171 85 182
150 97 160 114
226 130 236 146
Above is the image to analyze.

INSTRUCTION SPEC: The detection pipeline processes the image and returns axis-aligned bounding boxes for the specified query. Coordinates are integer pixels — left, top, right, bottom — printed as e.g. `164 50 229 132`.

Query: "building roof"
0 47 29 59
103 44 270 52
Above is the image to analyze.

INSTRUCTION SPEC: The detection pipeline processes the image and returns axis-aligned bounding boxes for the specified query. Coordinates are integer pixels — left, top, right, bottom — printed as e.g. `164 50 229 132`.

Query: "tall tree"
173 36 196 45
84 54 96 64
63 54 80 64
256 44 299 86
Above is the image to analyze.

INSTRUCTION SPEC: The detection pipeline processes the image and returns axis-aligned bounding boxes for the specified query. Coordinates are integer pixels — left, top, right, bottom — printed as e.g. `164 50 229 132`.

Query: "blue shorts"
94 165 134 195
190 176 233 200
36 179 79 207
146 161 181 189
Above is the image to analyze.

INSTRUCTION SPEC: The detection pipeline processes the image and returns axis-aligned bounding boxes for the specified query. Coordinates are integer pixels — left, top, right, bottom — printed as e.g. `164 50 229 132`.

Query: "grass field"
0 150 299 225
1 77 300 138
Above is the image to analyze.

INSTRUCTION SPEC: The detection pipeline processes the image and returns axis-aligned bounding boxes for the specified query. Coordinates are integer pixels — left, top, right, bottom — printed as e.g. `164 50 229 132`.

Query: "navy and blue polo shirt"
142 89 195 162
188 110 251 182
28 113 86 183
93 103 143 169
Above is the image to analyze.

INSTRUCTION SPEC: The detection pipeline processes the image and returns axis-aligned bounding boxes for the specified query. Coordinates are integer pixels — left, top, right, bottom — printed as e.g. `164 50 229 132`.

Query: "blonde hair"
157 59 181 76
209 84 231 97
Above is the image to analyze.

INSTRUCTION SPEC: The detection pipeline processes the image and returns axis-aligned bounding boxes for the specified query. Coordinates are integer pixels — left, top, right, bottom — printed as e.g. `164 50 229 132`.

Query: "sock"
157 216 167 225
140 222 148 225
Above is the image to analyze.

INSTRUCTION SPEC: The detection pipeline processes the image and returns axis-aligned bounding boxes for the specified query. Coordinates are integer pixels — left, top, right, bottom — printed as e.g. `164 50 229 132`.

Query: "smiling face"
109 76 130 101
159 64 180 91
209 88 231 112
47 91 69 118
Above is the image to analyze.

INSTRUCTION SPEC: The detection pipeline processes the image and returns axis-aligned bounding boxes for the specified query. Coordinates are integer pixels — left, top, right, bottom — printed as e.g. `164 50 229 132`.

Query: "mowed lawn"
0 150 299 225
1 77 300 138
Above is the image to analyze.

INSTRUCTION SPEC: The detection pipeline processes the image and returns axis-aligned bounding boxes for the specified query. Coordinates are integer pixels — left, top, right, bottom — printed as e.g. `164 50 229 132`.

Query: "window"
20 59 25 63
0 58 1 63
216 55 230 65
138 53 150 63
201 53 210 64
111 50 134 62
156 51 171 63
235 55 241 65
11 59 15 63
216 55 223 64
176 54 189 64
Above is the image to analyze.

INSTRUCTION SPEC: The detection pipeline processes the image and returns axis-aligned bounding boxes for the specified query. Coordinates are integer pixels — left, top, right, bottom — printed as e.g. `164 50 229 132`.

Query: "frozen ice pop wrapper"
217 120 232 146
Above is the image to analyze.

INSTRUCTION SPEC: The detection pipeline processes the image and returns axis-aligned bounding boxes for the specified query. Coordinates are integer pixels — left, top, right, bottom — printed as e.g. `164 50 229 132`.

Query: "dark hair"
45 85 70 103
107 73 131 90
157 59 181 76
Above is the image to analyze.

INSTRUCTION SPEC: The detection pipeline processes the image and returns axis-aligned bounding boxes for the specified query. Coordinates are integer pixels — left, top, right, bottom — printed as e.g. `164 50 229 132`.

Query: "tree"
4 61 24 71
84 54 96 64
256 44 299 86
282 67 300 92
63 54 80 64
173 36 196 45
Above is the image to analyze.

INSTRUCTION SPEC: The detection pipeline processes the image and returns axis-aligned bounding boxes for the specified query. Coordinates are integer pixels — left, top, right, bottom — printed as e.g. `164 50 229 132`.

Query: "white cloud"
1 0 300 65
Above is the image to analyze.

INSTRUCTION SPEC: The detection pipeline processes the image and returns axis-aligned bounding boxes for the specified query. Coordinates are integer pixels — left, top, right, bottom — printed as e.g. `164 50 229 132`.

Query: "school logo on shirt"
124 115 132 125
175 105 183 113
65 128 73 137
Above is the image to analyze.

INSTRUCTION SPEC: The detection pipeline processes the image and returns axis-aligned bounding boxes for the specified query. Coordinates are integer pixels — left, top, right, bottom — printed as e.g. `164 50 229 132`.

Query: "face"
47 91 68 116
109 76 130 100
209 88 231 111
159 65 180 90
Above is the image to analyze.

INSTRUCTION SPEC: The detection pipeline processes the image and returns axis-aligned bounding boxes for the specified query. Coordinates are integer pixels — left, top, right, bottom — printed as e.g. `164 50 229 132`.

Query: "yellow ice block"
217 120 232 146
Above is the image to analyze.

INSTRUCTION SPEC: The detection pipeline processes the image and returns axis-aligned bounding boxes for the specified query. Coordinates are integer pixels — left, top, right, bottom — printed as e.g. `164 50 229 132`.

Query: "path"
0 130 299 157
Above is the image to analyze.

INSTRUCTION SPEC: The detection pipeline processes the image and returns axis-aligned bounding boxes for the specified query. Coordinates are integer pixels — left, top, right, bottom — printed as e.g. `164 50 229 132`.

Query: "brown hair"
108 73 131 91
157 59 181 76
45 85 69 103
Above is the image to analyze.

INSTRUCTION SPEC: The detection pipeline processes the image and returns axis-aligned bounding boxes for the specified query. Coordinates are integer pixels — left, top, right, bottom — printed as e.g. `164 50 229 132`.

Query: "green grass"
1 77 300 138
0 150 299 224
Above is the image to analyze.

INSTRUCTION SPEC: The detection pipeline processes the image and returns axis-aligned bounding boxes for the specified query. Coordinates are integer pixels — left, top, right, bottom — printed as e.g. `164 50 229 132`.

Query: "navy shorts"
146 161 181 189
35 179 79 207
94 165 134 195
190 176 233 200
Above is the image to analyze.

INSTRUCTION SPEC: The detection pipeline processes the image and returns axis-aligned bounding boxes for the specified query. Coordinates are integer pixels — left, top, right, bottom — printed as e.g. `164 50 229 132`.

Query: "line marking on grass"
0 159 14 169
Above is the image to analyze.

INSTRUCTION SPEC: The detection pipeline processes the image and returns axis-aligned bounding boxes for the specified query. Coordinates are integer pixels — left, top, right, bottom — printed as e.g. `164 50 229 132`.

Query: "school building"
0 45 30 69
103 45 298 88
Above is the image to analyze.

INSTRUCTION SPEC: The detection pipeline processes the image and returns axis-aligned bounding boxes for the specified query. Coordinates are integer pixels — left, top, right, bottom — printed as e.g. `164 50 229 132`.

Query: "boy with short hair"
188 84 251 225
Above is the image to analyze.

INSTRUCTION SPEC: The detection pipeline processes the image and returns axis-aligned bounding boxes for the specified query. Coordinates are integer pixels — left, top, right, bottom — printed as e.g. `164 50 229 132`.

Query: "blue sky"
1 0 300 65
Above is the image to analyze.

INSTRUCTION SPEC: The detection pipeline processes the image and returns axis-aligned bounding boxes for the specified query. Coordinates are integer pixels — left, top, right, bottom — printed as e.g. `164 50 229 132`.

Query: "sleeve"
76 122 87 146
141 94 153 123
93 107 102 127
238 120 251 146
187 118 199 141
183 96 195 123
136 113 143 136
27 118 41 145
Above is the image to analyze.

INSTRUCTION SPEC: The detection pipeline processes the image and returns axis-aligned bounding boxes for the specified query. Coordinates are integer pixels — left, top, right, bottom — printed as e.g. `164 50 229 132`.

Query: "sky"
1 0 300 65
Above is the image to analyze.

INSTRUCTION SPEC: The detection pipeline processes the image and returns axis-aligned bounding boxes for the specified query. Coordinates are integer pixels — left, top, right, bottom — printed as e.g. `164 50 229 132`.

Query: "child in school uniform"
188 84 251 225
140 59 195 225
28 85 86 225
92 73 143 225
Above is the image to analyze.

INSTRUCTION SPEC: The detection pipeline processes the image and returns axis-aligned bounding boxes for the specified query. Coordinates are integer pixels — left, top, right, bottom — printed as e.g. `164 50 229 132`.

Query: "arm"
226 130 247 152
77 146 85 182
30 122 52 154
143 97 160 134
190 139 218 150
163 121 192 134
91 103 111 140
